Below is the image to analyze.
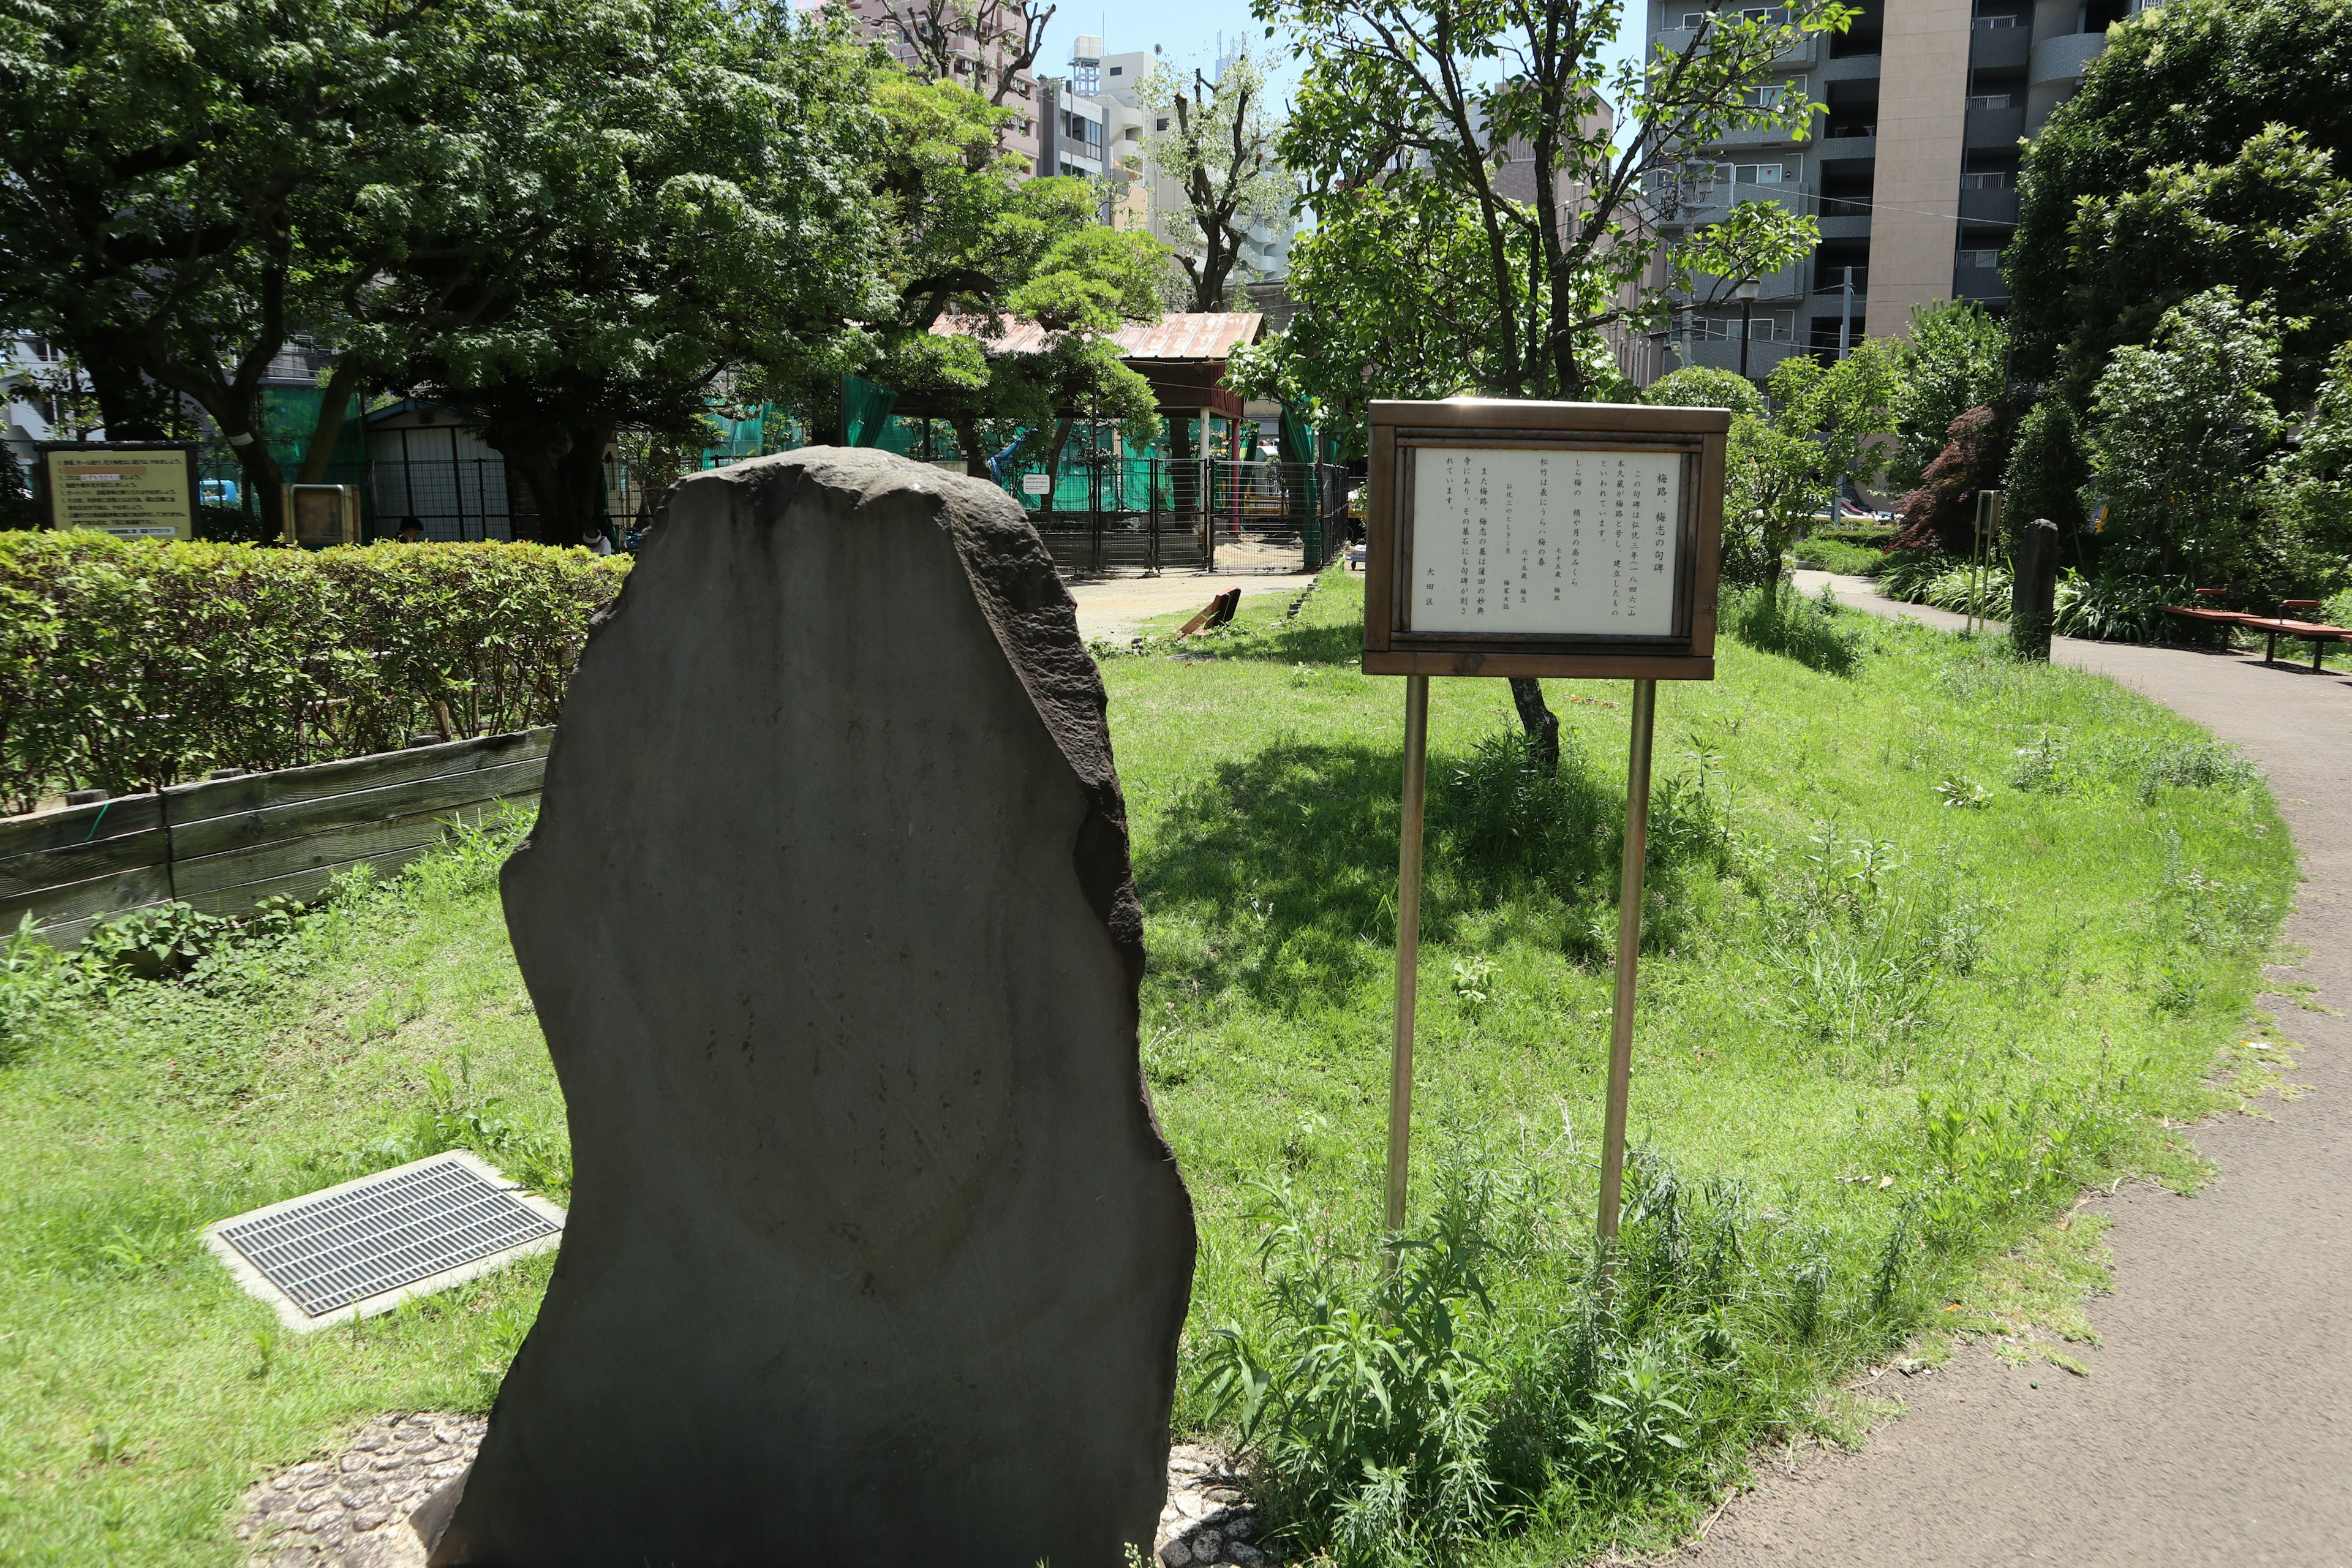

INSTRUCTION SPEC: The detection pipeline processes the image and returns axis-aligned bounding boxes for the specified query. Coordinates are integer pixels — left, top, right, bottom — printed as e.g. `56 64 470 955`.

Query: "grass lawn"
0 569 2296 1565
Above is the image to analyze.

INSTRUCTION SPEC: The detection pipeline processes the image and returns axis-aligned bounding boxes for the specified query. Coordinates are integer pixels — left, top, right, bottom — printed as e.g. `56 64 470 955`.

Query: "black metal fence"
1001 458 1354 576
218 450 1357 571
371 456 522 542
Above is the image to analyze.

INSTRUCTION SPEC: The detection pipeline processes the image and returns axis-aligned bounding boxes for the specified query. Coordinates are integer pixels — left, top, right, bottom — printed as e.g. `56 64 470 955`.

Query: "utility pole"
1736 277 1760 380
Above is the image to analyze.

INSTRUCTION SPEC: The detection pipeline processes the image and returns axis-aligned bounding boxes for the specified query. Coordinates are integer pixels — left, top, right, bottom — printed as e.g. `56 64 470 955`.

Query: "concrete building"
1645 0 2144 381
836 0 1042 165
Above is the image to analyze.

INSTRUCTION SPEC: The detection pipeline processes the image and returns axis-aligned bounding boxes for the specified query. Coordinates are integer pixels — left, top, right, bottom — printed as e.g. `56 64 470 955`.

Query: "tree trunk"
951 415 990 479
80 352 175 440
296 360 368 484
1035 417 1074 514
1509 677 1561 774
497 426 612 545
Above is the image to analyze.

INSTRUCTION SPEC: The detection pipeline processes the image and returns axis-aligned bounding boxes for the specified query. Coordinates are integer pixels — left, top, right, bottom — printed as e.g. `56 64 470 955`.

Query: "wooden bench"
2162 599 2350 670
2239 616 2352 672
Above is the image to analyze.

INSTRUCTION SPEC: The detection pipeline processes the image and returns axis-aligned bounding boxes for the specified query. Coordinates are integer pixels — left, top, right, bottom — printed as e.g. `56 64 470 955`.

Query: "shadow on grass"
1135 731 1730 1006
1192 616 1364 664
1727 585 1862 677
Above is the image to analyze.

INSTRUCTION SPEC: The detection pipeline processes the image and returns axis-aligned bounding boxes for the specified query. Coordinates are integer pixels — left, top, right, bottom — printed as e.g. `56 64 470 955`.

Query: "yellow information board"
39 443 198 541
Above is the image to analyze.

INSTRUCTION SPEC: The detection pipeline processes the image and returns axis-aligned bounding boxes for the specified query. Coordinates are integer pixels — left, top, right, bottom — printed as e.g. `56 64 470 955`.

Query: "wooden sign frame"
1357 396 1735 1268
282 483 363 548
1363 399 1732 680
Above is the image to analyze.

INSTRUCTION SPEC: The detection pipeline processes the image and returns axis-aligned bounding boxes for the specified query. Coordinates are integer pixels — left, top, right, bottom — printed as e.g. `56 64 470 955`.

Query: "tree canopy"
1240 0 1847 443
2007 0 2352 405
1140 55 1289 312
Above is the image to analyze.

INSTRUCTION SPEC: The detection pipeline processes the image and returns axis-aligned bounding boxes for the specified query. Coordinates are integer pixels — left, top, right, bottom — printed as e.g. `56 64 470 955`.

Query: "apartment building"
1645 0 2141 381
837 0 1042 165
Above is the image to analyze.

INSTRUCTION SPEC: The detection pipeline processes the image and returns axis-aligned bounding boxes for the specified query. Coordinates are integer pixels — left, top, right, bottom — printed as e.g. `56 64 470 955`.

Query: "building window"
1740 82 1792 107
1690 313 1798 342
1959 170 2013 189
1967 92 2017 108
1108 64 1123 75
1972 6 2022 24
1156 117 1169 130
1958 248 2003 267
1714 160 1789 185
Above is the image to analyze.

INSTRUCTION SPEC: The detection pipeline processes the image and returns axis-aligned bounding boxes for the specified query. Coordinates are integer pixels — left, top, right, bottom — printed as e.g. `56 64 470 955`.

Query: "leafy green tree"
1140 54 1289 312
2008 0 2352 404
1651 347 1897 593
1251 0 1842 419
2263 341 2352 590
407 1 891 541
0 0 452 511
2001 398 2089 538
2082 287 2288 582
1733 341 1901 593
1891 301 2008 492
855 75 1166 474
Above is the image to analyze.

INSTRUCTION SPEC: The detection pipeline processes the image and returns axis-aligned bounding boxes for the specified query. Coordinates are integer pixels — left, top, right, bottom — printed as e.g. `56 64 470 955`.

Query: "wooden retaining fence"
0 728 551 947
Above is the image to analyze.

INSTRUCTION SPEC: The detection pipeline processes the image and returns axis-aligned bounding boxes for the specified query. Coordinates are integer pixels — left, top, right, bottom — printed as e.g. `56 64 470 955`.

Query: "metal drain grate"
210 1152 561 1322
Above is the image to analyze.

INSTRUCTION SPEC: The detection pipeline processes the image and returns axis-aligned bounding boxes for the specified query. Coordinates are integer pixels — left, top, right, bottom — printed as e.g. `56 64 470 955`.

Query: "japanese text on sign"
1407 448 1682 637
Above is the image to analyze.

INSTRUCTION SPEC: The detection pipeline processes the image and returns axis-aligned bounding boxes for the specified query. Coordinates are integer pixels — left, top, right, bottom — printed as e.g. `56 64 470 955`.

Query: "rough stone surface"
427 449 1196 1566
243 1424 1272 1568
237 1414 480 1567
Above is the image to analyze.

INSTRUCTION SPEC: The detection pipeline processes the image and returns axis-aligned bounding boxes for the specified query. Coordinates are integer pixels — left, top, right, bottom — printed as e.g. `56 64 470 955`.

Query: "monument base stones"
425 449 1196 1567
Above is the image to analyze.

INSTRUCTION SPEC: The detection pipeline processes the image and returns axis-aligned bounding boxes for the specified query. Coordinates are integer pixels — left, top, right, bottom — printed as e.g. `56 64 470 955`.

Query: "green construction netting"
843 375 898 447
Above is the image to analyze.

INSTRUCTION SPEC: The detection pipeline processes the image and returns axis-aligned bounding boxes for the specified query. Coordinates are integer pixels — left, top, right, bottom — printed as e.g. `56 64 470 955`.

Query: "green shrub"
2050 567 2185 644
1921 564 2013 617
0 532 626 810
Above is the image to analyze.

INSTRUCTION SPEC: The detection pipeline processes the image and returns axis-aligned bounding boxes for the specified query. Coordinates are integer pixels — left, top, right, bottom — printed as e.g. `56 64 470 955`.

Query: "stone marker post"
423 449 1196 1567
2010 516 2060 661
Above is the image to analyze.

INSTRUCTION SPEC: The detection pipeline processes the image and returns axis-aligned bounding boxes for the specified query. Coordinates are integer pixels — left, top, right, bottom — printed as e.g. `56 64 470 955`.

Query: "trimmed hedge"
0 533 627 812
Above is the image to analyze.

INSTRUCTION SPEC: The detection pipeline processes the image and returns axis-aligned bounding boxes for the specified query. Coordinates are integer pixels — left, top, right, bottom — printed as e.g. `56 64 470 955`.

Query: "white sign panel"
1021 473 1052 496
1408 448 1683 637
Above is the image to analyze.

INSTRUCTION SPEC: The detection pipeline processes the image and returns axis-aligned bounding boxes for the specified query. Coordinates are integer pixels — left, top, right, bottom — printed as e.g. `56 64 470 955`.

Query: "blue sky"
1036 0 1651 136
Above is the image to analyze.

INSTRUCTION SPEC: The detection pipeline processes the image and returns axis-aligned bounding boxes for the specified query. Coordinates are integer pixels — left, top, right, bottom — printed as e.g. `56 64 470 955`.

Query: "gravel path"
1687 576 2352 1565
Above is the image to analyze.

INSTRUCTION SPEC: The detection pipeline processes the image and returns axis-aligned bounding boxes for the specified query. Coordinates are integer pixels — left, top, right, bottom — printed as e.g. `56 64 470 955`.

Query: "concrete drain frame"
203 1150 565 1332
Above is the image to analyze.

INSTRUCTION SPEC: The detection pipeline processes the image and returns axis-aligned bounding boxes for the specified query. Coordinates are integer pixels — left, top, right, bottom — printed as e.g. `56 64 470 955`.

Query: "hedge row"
0 533 629 812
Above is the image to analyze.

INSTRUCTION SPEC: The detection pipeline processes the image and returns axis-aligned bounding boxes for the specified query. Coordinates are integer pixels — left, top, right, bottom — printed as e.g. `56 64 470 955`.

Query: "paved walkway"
1065 569 1315 644
1686 576 2352 1565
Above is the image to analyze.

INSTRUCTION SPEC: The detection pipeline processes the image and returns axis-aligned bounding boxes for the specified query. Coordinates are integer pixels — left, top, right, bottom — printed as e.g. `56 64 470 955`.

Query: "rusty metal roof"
932 312 1264 361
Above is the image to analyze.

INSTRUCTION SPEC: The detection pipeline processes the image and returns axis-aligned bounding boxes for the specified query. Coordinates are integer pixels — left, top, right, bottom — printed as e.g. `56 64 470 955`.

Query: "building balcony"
1958 186 2019 224
1953 262 2010 302
1969 26 2030 70
1815 213 1874 239
1964 104 2027 149
1666 337 1809 380
2030 28 2108 86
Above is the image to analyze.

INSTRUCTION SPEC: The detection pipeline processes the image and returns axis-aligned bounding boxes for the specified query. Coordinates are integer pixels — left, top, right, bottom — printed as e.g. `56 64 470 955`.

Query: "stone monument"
424 449 1197 1566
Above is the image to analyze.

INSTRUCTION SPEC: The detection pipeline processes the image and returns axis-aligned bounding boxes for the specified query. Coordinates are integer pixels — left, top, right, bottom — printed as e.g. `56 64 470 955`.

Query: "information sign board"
37 443 199 541
1363 400 1731 679
1357 397 1736 1258
284 484 362 548
1021 473 1052 496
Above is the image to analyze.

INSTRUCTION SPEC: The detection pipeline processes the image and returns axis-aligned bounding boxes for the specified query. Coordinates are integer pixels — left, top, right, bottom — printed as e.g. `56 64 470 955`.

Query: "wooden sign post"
1362 399 1731 1253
